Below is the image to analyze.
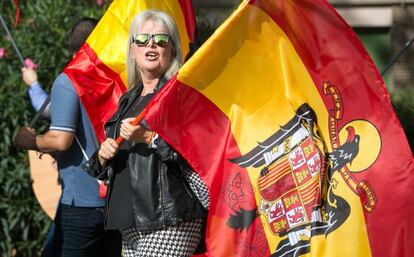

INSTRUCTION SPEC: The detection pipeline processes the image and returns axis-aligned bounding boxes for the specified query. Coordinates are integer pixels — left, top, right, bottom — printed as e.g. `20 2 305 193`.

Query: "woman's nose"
147 38 156 47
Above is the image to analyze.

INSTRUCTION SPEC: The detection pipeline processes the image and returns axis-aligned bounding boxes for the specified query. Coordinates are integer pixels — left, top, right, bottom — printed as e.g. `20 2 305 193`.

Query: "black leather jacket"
85 82 206 231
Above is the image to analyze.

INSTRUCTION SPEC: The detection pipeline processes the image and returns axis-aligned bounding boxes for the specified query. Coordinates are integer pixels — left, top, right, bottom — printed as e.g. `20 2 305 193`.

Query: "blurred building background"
193 0 414 92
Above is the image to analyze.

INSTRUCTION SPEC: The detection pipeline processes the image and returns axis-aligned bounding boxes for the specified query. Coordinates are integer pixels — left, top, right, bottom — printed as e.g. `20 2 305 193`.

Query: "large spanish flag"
64 0 197 142
144 0 414 256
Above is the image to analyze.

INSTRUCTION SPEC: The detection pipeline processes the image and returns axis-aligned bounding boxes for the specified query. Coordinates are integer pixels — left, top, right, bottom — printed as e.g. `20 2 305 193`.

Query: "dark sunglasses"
132 33 170 47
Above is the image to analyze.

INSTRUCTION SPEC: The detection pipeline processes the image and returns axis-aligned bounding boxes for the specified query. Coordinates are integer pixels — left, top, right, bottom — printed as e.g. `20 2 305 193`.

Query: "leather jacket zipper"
113 120 120 139
159 162 166 228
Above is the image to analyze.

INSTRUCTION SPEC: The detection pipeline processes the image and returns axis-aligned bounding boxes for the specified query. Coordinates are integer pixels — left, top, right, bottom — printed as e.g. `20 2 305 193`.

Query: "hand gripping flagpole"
0 13 51 127
95 109 147 180
114 109 147 145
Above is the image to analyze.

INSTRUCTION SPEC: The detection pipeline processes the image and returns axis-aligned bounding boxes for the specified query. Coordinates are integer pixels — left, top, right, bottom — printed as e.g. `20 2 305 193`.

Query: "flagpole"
28 97 51 127
381 37 414 76
0 13 25 66
0 14 52 126
115 109 147 145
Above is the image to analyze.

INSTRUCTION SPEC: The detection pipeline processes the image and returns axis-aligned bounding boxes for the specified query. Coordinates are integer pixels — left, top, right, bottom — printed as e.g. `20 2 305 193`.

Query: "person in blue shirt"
15 17 121 257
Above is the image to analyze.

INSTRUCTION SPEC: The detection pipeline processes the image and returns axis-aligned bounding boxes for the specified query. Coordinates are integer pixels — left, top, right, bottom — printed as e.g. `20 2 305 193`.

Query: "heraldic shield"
259 134 325 236
231 104 329 243
230 103 352 254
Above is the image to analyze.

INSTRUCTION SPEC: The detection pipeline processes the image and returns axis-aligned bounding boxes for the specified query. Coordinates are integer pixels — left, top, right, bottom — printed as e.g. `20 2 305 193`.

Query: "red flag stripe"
64 43 126 142
177 0 197 42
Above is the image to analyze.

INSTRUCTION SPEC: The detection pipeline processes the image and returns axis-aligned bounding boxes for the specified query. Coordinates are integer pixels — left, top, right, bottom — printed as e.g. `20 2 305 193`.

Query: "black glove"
15 127 39 151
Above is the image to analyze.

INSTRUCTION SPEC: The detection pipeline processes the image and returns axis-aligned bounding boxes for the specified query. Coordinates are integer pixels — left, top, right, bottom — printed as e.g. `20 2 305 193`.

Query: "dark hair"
68 17 98 54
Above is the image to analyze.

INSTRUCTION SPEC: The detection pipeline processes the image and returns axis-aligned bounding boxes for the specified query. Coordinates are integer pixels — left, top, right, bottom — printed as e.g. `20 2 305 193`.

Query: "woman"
85 10 208 257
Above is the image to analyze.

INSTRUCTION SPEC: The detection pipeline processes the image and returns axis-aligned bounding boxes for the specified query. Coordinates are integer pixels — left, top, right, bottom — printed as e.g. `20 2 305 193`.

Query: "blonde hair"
126 10 182 89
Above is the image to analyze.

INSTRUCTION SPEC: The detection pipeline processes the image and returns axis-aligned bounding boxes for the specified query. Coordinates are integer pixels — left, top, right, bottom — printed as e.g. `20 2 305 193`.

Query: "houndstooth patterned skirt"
181 165 210 210
121 218 203 257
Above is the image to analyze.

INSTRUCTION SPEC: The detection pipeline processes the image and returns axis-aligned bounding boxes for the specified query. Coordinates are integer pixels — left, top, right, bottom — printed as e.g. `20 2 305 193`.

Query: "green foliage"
0 1 106 256
391 88 414 153
196 16 216 45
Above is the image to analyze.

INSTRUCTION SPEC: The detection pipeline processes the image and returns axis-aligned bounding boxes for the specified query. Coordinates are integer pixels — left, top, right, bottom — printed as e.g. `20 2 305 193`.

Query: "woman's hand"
98 138 119 165
120 118 154 144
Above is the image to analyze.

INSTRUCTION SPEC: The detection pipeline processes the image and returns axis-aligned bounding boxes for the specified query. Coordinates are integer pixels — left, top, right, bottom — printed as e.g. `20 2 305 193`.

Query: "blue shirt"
50 73 104 207
28 82 48 111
